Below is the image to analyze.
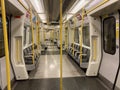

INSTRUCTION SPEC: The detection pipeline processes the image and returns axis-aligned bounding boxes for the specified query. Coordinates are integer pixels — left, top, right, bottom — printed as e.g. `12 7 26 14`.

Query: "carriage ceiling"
43 0 77 25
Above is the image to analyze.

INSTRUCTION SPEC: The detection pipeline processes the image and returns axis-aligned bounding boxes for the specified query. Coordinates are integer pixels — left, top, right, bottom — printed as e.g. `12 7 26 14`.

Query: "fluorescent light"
30 0 46 23
38 14 46 20
63 14 73 23
39 14 47 23
69 0 90 14
85 0 103 10
30 0 44 13
67 14 73 20
21 0 29 9
63 0 91 21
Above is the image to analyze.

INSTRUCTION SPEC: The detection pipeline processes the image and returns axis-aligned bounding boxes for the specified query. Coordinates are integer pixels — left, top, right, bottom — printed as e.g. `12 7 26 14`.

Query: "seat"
23 43 41 71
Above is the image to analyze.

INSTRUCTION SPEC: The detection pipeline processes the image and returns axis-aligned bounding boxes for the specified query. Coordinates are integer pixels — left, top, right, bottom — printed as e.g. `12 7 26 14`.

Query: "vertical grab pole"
0 0 11 90
60 0 63 90
65 28 66 49
30 9 35 64
53 30 54 42
65 25 67 49
36 17 39 50
53 30 54 48
50 30 51 41
80 8 85 64
66 23 68 49
44 29 45 42
66 21 69 49
38 22 41 49
38 21 40 49
73 16 76 55
52 30 53 41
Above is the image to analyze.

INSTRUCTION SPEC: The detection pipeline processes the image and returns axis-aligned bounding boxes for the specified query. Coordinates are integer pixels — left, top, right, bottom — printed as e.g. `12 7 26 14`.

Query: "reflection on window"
0 16 9 57
83 26 90 46
103 17 116 55
74 27 79 43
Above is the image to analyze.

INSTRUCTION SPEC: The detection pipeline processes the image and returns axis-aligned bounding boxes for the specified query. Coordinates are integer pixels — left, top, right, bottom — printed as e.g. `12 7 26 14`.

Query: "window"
0 16 9 57
74 27 79 43
29 27 32 44
24 27 27 45
0 17 5 57
82 26 90 46
103 17 116 55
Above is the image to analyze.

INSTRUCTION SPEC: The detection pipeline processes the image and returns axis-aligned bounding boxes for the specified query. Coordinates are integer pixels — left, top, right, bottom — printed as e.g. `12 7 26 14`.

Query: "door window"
103 16 116 55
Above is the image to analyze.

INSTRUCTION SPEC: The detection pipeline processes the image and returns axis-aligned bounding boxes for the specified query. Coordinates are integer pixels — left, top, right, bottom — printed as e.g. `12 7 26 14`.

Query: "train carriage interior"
0 0 120 90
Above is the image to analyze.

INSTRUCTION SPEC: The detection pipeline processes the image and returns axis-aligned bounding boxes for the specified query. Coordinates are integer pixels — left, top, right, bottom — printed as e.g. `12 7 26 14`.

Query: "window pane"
29 27 32 44
0 17 5 57
83 26 90 46
103 17 116 55
0 16 9 57
24 27 27 45
74 27 79 43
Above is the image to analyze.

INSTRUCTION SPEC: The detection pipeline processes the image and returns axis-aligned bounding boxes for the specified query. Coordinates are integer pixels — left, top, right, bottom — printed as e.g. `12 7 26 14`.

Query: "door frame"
98 11 120 90
113 10 120 90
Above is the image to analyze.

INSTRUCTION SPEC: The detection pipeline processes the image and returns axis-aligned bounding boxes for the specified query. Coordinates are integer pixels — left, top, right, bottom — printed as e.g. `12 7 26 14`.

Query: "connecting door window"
103 16 116 55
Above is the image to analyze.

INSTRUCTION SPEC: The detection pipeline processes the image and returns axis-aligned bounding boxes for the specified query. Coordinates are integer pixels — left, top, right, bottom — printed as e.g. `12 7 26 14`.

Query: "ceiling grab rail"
60 0 63 90
86 0 109 14
30 9 35 64
18 0 30 13
36 15 39 53
0 0 11 90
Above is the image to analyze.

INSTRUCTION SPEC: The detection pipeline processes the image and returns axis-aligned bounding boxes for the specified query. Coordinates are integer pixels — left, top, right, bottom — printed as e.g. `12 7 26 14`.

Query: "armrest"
74 50 78 52
24 55 32 58
27 52 33 55
81 54 87 56
76 52 87 56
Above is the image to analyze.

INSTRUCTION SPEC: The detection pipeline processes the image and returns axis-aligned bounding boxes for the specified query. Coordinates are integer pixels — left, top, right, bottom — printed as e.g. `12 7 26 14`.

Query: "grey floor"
13 41 109 90
14 77 108 90
29 41 85 79
29 55 85 79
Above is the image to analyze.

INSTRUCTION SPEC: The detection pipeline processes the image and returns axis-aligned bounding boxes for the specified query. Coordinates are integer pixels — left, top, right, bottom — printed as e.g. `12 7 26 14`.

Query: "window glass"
103 17 116 55
24 27 27 45
74 27 79 43
29 27 32 44
0 16 9 57
82 26 90 46
0 17 5 57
